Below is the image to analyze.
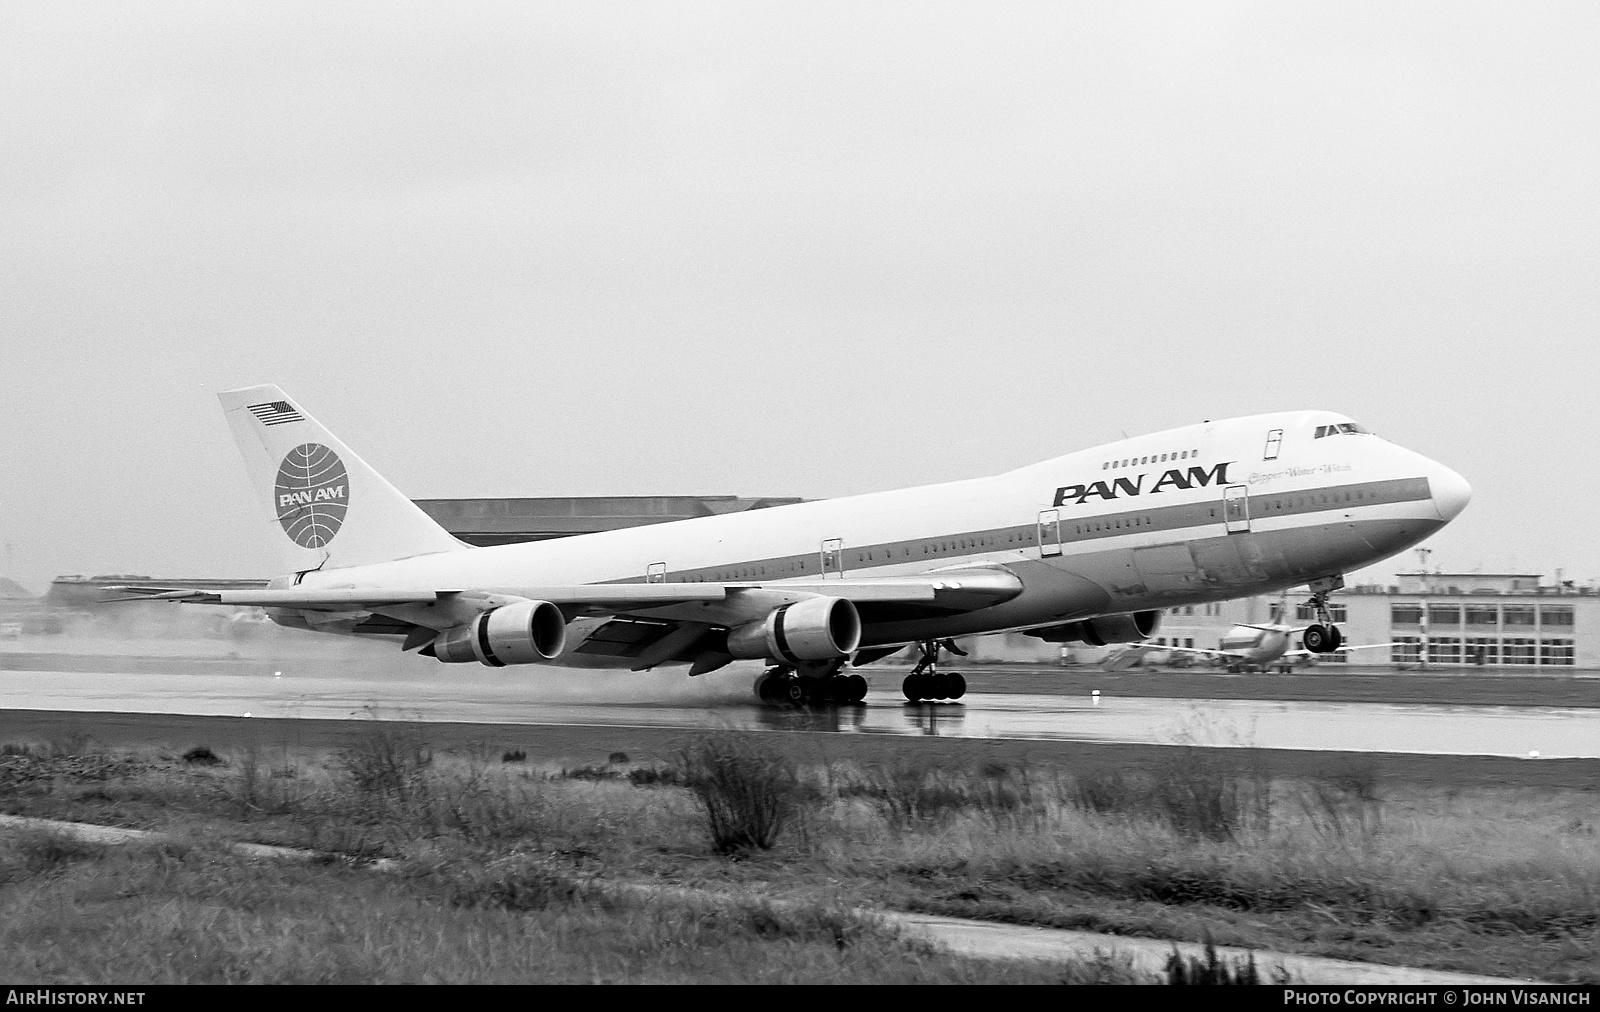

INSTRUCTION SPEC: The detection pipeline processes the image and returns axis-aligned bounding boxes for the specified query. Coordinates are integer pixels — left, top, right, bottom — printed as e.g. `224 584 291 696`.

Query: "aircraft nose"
1429 462 1472 522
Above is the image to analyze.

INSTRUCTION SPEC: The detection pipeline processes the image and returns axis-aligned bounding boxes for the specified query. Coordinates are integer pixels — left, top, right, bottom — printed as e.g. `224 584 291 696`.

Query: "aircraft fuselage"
283 409 1469 666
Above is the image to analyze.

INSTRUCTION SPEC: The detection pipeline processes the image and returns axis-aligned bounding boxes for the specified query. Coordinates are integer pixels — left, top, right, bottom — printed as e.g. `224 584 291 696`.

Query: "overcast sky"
3 2 1597 592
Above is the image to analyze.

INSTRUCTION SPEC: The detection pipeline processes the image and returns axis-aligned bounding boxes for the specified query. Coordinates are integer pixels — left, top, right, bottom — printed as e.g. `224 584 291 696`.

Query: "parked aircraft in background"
1103 620 1398 674
116 386 1470 705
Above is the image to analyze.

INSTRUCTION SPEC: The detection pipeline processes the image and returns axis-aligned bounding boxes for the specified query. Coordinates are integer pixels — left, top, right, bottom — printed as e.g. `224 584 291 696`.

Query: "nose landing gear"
1300 575 1346 654
902 639 967 702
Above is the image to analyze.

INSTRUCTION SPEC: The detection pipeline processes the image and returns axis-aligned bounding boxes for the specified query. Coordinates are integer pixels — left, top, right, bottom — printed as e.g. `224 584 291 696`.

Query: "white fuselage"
1216 626 1297 667
287 410 1469 665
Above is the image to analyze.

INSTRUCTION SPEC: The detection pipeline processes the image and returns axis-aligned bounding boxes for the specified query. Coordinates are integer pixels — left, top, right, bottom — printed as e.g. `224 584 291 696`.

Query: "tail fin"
218 385 466 573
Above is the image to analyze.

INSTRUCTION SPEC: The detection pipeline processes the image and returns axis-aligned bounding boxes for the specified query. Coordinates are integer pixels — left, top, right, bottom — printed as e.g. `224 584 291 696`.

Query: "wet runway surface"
3 665 1597 759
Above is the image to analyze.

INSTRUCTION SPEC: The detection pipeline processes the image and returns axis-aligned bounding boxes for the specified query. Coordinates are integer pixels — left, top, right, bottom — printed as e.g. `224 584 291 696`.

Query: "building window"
1540 606 1575 630
1320 651 1347 663
1539 639 1575 666
1503 606 1536 628
1464 637 1499 665
1427 605 1460 627
1427 637 1462 664
1391 637 1421 663
1502 637 1537 665
1297 603 1347 623
1464 605 1498 628
1391 604 1423 626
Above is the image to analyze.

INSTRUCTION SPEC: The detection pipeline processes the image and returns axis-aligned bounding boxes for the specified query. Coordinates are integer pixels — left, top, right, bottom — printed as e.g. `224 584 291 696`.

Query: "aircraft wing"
107 567 1019 617
1124 643 1236 661
1281 641 1405 660
109 568 1022 673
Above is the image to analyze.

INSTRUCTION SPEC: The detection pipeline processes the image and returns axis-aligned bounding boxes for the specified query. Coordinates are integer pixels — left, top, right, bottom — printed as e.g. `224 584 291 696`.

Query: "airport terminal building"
1339 572 1592 670
920 572 1599 671
1147 572 1596 671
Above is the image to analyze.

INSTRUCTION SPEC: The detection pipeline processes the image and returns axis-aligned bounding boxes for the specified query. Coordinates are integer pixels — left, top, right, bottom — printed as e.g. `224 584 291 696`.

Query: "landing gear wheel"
1302 577 1346 655
754 666 791 702
846 673 868 703
1302 624 1330 654
783 677 808 704
905 638 964 703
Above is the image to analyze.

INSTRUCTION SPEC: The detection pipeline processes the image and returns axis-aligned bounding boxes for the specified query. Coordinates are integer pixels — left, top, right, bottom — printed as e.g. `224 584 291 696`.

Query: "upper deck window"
1314 422 1372 439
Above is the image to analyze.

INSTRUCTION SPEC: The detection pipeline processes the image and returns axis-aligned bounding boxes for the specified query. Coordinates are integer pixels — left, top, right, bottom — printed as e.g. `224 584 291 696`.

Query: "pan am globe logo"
274 444 349 548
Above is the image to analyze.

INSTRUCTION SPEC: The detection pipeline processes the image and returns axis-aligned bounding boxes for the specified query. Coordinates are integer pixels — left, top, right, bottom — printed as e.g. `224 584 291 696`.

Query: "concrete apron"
0 814 1538 985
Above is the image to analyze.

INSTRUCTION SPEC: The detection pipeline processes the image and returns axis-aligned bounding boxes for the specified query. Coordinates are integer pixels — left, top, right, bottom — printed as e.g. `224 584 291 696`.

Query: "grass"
0 733 1595 983
1 842 1112 983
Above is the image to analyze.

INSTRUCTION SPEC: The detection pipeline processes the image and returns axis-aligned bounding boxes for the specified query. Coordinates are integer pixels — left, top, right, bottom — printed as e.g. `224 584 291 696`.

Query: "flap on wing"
109 584 729 611
109 587 445 608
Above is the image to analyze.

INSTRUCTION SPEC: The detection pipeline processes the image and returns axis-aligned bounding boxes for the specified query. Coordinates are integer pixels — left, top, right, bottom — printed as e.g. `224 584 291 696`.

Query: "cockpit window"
1314 422 1371 438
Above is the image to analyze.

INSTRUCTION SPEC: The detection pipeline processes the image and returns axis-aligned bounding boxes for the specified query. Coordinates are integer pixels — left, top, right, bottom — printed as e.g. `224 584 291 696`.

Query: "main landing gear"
1300 575 1345 654
903 639 967 703
754 664 868 706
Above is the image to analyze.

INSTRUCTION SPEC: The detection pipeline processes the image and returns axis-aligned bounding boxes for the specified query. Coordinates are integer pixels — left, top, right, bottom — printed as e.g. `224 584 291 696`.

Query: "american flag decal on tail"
247 401 304 426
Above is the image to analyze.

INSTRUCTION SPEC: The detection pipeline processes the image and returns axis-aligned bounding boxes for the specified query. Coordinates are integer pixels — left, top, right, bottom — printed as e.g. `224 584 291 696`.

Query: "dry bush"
832 759 1045 829
438 860 596 912
337 726 434 812
678 731 805 854
0 828 105 881
1066 755 1269 842
1165 941 1263 984
181 746 221 766
1151 762 1269 842
1295 765 1383 845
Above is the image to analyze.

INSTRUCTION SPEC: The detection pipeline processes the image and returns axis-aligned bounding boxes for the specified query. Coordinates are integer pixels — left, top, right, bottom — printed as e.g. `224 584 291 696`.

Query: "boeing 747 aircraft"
121 387 1470 705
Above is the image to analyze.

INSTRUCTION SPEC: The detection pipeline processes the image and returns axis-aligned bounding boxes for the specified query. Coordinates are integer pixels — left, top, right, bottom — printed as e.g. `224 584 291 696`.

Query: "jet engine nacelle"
1028 610 1162 646
432 599 567 666
726 597 862 664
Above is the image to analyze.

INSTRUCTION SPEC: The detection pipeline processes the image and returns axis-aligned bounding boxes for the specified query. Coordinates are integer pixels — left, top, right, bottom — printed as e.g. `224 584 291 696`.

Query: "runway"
2 663 1597 760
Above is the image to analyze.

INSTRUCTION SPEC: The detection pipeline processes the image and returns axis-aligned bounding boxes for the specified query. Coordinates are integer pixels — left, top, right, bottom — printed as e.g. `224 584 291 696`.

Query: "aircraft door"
1037 509 1062 557
820 538 845 579
1263 429 1283 460
1223 485 1251 534
646 562 667 584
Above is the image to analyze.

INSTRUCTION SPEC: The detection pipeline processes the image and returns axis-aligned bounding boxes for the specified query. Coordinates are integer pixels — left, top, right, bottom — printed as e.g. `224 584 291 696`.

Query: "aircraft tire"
946 672 966 700
1326 625 1343 651
902 674 922 702
1302 624 1329 653
847 674 869 703
783 678 808 705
